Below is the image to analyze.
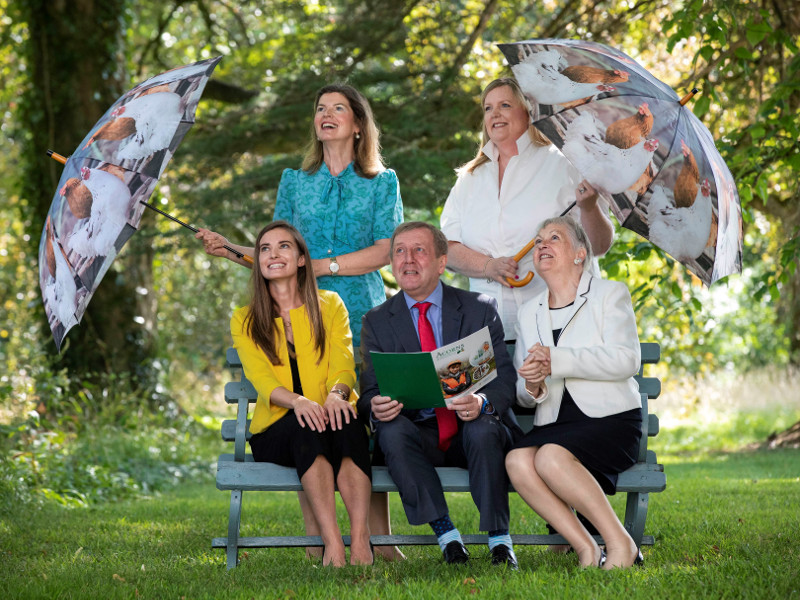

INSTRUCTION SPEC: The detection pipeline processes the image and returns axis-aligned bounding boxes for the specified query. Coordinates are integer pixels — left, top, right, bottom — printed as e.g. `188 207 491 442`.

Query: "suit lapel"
559 272 593 338
441 284 464 344
535 298 555 347
387 293 423 352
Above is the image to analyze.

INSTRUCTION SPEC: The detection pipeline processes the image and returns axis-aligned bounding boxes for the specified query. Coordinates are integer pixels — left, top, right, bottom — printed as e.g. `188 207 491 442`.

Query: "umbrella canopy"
498 39 743 286
38 56 222 350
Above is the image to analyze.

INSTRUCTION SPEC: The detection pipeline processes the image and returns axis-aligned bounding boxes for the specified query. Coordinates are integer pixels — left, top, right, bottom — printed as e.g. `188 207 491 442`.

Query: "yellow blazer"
231 289 359 435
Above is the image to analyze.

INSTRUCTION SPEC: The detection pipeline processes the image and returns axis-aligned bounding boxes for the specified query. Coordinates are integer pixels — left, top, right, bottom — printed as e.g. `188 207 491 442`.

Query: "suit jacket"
359 282 522 436
514 271 641 426
231 289 358 435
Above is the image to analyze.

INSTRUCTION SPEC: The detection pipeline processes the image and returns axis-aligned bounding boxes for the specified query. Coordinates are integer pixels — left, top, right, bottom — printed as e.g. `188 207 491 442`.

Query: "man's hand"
449 393 482 422
370 395 403 422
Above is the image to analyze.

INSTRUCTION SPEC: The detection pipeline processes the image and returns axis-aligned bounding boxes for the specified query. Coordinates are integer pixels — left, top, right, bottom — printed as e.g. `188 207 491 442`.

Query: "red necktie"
414 302 458 451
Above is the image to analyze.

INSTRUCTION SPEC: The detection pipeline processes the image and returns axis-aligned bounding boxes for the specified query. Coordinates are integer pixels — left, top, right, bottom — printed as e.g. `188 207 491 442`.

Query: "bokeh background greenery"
1 0 798 512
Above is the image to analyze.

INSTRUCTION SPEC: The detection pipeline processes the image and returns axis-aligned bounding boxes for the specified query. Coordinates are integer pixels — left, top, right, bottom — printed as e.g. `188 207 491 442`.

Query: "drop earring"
355 132 361 139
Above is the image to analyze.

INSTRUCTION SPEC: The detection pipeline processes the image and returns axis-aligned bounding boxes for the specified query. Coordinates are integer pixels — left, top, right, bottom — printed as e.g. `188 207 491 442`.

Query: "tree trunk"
18 0 159 392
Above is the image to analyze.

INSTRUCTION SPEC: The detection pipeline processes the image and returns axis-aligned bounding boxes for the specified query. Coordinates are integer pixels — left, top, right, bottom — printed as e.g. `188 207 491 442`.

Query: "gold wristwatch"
329 256 340 276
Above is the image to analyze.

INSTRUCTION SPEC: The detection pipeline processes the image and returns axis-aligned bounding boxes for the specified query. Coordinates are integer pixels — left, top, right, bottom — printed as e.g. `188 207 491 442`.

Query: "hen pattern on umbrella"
500 39 742 285
39 56 222 350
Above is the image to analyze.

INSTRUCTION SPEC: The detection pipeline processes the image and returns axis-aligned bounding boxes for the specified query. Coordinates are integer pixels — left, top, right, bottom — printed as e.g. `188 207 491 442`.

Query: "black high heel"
633 548 643 566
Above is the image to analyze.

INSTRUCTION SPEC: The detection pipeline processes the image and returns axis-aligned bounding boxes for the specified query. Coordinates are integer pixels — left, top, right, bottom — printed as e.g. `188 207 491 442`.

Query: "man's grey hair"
390 221 449 258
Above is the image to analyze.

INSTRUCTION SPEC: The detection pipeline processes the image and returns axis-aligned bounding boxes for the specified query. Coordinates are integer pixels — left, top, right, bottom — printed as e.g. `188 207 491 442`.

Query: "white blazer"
513 272 641 426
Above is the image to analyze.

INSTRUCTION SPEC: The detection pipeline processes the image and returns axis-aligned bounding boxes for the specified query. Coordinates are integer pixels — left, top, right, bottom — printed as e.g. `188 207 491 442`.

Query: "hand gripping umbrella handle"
505 202 578 288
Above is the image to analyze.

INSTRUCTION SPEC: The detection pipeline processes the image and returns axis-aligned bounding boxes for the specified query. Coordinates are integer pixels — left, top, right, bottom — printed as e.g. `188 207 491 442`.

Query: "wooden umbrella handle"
505 238 537 288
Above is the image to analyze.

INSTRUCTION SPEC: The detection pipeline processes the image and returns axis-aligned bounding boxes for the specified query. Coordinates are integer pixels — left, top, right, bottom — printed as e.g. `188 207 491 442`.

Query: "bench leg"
623 491 648 547
226 490 243 570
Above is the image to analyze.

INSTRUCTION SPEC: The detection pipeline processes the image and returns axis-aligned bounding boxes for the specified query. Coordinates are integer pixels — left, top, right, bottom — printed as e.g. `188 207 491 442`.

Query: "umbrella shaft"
139 200 251 262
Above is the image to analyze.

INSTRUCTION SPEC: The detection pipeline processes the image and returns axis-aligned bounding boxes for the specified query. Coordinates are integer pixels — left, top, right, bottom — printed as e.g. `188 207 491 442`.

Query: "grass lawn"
2 446 798 599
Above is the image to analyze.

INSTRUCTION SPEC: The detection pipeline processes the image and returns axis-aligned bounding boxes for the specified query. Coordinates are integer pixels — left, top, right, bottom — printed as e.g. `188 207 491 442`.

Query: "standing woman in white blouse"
440 78 614 339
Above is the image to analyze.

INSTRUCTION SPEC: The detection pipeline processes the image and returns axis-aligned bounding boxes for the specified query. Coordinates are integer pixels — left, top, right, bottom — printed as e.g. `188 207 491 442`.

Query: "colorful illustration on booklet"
440 360 473 398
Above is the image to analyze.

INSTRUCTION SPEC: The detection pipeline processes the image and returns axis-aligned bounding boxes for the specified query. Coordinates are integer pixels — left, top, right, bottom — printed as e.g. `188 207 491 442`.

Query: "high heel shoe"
633 548 643 566
598 549 607 568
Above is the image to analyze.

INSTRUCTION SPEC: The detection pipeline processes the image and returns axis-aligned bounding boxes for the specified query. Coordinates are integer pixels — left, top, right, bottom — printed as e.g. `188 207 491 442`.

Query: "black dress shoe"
442 540 469 564
490 544 519 570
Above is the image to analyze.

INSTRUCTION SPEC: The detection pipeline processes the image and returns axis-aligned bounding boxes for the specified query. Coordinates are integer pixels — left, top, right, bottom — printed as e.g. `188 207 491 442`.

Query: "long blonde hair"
301 83 385 179
244 221 326 365
462 78 551 174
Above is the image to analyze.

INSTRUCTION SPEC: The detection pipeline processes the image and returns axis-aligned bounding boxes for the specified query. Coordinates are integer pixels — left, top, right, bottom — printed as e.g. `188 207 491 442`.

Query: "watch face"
329 260 340 273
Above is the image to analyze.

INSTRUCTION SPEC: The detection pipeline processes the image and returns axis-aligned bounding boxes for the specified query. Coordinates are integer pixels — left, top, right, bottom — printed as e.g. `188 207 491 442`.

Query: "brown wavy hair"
244 221 326 365
301 83 385 179
462 78 551 174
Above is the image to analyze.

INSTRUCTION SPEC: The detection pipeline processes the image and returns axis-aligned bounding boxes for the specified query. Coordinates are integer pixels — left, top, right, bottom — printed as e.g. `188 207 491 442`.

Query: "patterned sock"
429 515 461 551
488 530 513 552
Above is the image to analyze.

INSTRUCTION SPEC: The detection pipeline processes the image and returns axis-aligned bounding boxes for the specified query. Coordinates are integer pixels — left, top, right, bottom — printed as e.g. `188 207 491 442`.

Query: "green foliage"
0 409 219 512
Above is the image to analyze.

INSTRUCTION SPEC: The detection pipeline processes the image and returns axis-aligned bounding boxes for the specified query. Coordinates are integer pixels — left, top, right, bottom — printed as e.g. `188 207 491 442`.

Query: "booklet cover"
369 326 498 409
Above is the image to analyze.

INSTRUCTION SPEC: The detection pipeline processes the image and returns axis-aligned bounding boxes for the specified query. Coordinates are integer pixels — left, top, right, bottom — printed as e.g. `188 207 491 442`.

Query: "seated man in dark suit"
359 221 522 568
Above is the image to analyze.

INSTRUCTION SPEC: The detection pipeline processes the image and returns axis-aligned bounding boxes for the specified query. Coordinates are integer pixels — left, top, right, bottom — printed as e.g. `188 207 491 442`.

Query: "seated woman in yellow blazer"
231 221 371 567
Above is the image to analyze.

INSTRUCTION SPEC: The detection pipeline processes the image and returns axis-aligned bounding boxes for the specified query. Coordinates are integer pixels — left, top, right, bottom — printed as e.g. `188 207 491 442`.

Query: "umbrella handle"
505 238 536 288
503 201 578 288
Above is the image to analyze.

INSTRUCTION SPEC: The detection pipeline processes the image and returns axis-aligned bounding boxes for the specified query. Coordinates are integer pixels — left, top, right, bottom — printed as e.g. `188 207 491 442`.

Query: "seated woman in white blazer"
506 216 643 570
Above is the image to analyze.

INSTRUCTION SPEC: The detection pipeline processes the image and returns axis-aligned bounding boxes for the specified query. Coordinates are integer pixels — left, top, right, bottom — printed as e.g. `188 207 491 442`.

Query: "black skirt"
513 389 641 495
249 410 371 481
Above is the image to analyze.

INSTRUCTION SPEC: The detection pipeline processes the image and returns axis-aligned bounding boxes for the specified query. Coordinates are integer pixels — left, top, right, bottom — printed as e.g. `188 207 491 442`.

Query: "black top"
287 340 303 396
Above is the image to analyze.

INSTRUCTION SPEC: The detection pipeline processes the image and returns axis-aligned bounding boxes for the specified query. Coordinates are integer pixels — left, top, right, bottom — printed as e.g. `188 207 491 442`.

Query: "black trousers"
375 414 513 532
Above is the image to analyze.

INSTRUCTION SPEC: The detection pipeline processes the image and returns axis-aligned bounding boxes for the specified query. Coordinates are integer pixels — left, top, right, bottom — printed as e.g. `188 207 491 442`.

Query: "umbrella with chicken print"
38 56 246 351
497 39 743 286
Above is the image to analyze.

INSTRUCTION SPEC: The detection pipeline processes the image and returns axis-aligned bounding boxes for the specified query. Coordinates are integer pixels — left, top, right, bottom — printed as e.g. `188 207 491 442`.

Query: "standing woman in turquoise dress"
197 83 403 352
196 83 404 560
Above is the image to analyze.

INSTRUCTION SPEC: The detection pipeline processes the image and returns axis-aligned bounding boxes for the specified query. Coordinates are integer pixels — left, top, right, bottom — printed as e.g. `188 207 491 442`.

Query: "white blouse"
441 133 603 338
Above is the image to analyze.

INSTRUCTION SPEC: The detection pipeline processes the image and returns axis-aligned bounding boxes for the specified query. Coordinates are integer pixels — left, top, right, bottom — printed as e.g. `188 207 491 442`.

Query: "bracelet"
483 257 494 283
329 387 349 400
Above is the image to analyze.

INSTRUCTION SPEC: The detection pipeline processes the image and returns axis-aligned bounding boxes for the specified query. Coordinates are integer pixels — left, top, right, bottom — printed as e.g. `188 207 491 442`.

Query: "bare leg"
506 446 603 568
296 491 323 560
335 458 373 565
300 456 346 567
533 445 638 569
369 492 406 561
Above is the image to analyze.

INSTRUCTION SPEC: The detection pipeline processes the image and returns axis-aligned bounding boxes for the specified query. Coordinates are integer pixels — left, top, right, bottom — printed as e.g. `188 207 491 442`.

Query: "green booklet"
369 326 498 409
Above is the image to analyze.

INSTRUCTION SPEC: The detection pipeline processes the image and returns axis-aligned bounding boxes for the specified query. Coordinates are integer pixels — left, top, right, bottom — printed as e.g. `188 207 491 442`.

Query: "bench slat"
212 533 656 549
216 459 665 494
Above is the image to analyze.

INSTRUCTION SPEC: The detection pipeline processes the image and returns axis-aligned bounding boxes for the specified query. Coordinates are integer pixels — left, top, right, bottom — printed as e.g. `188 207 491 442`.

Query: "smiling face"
391 228 447 301
314 92 360 143
483 85 530 147
533 223 586 277
257 227 306 283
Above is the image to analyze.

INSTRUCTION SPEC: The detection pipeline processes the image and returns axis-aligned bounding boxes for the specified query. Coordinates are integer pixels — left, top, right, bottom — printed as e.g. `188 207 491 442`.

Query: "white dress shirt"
440 132 603 338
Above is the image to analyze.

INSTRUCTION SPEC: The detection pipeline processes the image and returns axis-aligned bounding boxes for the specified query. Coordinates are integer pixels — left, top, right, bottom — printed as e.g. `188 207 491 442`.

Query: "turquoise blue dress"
273 163 403 349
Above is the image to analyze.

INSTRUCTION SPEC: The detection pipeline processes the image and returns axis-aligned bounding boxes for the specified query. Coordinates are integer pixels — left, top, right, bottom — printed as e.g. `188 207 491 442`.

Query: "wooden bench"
213 343 665 569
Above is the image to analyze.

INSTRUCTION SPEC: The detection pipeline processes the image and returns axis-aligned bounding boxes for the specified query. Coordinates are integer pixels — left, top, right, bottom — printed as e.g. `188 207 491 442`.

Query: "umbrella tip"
679 88 700 107
47 150 68 165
